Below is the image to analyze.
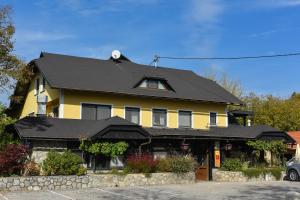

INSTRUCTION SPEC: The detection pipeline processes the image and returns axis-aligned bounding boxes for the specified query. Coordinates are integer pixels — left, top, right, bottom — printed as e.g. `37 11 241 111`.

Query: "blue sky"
1 0 300 104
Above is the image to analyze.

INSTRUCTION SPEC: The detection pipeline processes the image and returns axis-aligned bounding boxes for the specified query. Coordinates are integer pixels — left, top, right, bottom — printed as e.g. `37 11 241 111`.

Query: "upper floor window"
179 111 192 128
210 112 217 126
125 107 140 124
138 79 167 90
153 109 167 127
34 78 40 95
81 103 111 120
41 77 46 92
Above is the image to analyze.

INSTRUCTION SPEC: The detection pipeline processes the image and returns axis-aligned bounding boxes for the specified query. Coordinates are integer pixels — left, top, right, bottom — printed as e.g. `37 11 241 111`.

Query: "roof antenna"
153 55 159 68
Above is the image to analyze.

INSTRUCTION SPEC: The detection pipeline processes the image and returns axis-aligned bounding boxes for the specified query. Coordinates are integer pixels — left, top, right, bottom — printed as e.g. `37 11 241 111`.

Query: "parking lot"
0 181 299 200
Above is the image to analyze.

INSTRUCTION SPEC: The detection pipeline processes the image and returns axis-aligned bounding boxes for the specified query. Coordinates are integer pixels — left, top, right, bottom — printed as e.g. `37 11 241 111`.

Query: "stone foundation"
212 169 285 182
0 172 195 192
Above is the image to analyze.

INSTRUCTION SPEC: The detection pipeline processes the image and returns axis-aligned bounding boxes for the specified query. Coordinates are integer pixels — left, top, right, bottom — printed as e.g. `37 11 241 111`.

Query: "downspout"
139 138 152 156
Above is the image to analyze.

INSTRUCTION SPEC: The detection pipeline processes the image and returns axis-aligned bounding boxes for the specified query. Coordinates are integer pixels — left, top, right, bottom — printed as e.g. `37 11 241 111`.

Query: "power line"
151 52 300 63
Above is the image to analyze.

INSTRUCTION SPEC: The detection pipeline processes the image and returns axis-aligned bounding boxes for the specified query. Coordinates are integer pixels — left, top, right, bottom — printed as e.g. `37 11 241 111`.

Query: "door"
195 143 209 181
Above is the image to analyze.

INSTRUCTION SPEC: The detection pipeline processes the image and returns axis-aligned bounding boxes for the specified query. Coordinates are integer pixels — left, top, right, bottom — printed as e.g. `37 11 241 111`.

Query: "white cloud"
249 27 300 38
250 0 300 9
187 0 225 24
15 31 76 42
182 0 225 57
50 0 159 16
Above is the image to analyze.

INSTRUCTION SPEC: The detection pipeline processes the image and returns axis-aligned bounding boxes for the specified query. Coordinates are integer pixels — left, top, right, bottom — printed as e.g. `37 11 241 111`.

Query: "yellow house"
10 51 292 180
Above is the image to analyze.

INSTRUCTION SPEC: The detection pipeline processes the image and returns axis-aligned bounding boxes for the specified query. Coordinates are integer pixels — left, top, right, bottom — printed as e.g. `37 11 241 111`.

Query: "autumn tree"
202 68 243 98
243 93 300 131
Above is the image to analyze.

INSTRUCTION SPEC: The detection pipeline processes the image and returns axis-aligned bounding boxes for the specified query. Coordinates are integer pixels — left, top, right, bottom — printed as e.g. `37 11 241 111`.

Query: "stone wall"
91 172 195 187
212 169 285 182
0 172 195 192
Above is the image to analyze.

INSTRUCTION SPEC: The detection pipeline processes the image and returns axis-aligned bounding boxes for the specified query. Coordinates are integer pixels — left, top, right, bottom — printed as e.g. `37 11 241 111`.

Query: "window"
210 112 217 126
138 79 168 90
52 106 59 118
81 104 111 120
125 107 140 124
34 78 40 95
153 109 167 127
179 111 192 128
41 77 46 92
148 79 159 89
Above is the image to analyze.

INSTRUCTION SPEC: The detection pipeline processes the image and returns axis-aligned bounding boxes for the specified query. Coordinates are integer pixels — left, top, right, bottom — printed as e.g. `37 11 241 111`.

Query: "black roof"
14 116 150 140
13 117 294 142
32 52 242 105
145 125 294 142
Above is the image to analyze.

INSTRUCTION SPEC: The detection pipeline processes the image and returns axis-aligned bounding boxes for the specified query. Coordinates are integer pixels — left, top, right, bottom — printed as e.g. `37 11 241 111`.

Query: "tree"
243 93 300 131
0 6 32 97
202 68 243 98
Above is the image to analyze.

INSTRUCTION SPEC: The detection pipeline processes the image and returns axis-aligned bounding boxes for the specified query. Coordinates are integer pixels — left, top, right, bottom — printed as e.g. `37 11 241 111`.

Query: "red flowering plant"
126 153 158 174
0 144 29 176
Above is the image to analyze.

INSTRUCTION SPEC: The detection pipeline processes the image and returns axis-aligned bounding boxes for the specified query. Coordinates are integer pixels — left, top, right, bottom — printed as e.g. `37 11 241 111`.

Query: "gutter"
138 137 152 155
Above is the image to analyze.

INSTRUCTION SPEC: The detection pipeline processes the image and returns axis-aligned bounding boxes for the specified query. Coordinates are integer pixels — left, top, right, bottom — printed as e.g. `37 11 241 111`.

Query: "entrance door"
194 142 210 181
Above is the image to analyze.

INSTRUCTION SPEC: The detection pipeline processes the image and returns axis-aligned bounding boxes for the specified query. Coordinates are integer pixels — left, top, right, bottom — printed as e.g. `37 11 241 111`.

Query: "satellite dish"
112 50 121 60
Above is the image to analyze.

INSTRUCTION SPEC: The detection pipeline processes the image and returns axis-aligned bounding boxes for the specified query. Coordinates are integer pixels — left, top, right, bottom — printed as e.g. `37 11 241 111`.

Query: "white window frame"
124 106 141 125
80 102 113 120
178 110 193 129
209 112 218 127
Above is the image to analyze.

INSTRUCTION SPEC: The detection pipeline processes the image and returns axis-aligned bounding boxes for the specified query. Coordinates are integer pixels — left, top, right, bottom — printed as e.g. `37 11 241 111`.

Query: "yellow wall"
20 74 59 118
63 90 228 129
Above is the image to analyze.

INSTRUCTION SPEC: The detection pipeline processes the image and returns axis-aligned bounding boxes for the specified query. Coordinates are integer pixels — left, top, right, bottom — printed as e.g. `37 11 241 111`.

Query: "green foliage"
243 93 300 131
76 166 87 176
42 150 84 176
168 156 196 173
0 6 30 91
221 158 243 171
242 167 283 180
157 157 172 172
156 156 196 173
80 140 128 158
246 140 287 166
0 104 18 149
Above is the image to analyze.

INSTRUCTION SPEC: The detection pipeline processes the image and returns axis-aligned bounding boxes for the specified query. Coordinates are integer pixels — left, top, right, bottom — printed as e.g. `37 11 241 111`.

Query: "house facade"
9 52 293 180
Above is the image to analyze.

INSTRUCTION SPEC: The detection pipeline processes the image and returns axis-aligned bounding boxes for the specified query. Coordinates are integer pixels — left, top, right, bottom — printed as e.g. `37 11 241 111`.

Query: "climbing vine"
246 140 287 166
79 140 128 158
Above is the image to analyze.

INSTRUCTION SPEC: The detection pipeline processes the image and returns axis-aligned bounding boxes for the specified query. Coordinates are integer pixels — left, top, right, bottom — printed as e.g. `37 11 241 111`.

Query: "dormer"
135 77 174 91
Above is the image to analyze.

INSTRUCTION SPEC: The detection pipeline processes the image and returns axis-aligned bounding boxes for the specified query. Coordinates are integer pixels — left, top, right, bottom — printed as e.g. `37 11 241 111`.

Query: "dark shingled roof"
14 117 294 142
32 52 243 105
145 125 294 142
14 116 149 140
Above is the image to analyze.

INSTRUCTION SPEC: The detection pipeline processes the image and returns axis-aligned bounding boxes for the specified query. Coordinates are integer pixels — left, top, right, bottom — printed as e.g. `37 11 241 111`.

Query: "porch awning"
145 125 295 143
13 116 150 140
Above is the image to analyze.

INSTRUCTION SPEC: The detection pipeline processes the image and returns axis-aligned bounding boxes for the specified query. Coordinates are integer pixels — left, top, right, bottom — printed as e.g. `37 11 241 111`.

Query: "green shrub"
157 158 172 172
76 166 87 176
221 158 242 171
242 167 283 180
267 168 283 180
169 156 195 173
242 168 263 178
42 150 85 176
